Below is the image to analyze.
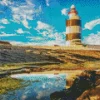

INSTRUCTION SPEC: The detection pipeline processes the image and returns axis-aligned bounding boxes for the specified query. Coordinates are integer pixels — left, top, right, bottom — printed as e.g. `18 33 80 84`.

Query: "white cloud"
16 28 30 34
0 26 5 29
9 41 42 46
0 18 9 24
83 31 100 45
49 32 65 46
35 21 65 46
61 8 68 16
10 0 42 29
10 41 26 46
35 21 51 30
0 32 17 37
9 38 65 46
16 28 24 34
22 19 31 29
83 19 100 30
27 36 44 41
43 40 65 46
0 11 4 13
0 0 12 6
35 21 55 36
36 91 50 99
46 0 50 6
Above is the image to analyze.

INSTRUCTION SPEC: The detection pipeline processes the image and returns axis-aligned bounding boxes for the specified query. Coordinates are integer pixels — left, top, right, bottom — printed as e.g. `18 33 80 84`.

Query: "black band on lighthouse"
66 33 81 40
66 19 81 26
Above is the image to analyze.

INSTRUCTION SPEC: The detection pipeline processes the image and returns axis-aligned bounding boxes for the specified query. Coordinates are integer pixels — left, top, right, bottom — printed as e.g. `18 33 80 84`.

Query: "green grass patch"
40 62 82 70
0 77 24 94
40 61 100 70
0 62 59 71
83 61 100 70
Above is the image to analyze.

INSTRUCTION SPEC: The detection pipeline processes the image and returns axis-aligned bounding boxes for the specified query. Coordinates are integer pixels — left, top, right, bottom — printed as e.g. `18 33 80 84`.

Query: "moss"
40 61 100 71
83 61 100 70
0 62 59 71
40 63 82 70
0 77 23 94
0 77 40 95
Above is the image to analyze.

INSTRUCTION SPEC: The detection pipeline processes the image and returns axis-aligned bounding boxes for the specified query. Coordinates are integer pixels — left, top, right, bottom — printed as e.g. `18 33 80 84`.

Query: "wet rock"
50 70 100 100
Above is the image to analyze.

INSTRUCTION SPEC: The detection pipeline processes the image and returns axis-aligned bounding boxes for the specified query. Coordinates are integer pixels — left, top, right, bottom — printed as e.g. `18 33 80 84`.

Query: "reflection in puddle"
0 74 66 100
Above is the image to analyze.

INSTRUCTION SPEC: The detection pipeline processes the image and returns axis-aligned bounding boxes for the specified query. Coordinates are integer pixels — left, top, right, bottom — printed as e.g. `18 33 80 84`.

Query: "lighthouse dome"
71 5 75 9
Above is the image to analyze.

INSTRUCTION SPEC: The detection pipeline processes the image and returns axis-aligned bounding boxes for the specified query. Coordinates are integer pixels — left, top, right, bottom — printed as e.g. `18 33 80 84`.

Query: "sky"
0 0 100 46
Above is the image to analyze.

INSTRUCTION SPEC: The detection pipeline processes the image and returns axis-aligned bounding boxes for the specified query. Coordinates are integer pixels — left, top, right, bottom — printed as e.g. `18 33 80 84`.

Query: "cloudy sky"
0 0 100 46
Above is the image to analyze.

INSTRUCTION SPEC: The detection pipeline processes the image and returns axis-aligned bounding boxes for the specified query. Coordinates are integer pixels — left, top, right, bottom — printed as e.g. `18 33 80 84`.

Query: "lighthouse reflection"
0 74 66 100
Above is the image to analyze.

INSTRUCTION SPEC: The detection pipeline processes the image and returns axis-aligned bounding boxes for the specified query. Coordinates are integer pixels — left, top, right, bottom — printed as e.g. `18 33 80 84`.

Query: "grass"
0 64 23 71
0 60 100 74
40 61 100 71
0 62 59 71
0 47 100 99
0 77 23 94
83 61 100 70
40 63 79 70
0 77 41 95
0 61 100 72
0 47 100 71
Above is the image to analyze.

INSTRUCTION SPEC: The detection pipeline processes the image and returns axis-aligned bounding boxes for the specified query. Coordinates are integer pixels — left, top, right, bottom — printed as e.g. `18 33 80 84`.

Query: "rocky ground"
50 70 100 100
0 46 100 65
77 70 100 100
0 46 100 100
0 46 62 64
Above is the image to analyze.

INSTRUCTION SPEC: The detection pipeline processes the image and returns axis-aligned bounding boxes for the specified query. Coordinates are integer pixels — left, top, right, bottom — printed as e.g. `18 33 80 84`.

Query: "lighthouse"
66 5 81 46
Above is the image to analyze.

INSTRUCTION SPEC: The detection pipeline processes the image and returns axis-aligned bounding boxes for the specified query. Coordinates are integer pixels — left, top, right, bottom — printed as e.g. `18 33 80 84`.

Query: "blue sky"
0 0 100 45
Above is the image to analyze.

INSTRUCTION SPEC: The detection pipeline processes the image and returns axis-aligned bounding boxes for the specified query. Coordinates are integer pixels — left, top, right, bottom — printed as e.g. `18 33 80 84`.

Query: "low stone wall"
0 66 37 78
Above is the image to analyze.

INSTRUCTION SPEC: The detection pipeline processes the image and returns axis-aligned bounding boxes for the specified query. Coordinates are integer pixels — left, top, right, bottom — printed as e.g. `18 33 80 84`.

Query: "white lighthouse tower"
66 5 81 46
